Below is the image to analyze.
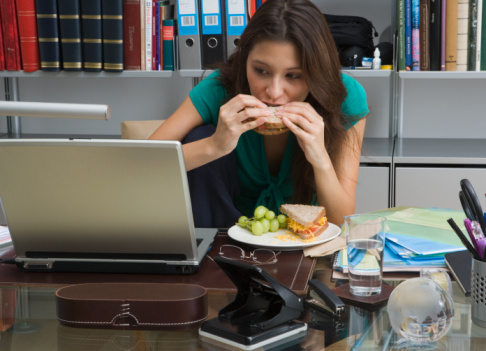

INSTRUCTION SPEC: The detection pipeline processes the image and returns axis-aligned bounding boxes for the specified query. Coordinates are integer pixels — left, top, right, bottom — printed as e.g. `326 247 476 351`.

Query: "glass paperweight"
387 277 454 343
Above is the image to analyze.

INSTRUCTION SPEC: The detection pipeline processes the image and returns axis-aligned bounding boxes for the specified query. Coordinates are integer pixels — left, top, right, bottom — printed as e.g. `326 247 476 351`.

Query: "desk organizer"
56 283 208 330
471 259 486 328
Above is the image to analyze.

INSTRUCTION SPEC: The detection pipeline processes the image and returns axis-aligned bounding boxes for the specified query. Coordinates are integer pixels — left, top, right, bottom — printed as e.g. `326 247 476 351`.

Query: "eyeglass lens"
219 245 277 264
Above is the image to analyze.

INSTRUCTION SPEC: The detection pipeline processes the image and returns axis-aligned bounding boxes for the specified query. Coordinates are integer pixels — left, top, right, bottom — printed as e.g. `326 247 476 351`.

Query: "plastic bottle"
372 48 381 70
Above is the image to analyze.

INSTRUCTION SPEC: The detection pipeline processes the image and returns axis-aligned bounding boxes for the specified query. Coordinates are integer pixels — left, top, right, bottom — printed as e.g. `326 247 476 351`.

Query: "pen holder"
471 259 486 328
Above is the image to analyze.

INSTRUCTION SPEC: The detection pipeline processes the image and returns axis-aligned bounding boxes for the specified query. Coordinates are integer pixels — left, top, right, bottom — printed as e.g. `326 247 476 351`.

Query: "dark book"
0 9 4 71
123 0 141 70
35 0 61 71
419 0 430 71
429 0 441 71
58 0 83 71
397 0 406 71
1 0 22 71
162 19 174 70
468 0 480 71
15 0 41 72
80 0 103 72
444 250 472 296
101 0 124 72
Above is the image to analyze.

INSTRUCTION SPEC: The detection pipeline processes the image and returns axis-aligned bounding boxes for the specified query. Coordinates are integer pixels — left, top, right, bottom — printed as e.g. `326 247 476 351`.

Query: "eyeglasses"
218 244 279 265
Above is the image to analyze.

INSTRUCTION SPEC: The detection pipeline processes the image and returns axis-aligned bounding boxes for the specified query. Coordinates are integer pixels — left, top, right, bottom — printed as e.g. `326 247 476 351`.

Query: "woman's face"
246 40 309 106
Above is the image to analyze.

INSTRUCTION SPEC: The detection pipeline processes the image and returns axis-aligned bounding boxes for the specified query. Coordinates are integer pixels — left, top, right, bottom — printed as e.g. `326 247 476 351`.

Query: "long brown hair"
218 0 351 204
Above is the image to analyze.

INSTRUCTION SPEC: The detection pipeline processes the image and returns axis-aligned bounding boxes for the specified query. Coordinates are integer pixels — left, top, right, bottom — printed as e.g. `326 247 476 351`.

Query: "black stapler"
305 279 346 328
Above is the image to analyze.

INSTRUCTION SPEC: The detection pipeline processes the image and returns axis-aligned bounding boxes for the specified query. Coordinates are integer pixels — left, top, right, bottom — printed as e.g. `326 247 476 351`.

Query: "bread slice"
280 204 326 227
251 106 289 135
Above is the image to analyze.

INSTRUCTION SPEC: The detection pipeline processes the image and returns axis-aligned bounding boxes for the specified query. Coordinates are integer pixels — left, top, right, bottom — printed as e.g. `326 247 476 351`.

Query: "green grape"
259 218 270 233
277 214 288 229
237 216 249 228
269 219 280 232
264 210 275 220
247 219 256 230
251 221 264 235
254 205 268 219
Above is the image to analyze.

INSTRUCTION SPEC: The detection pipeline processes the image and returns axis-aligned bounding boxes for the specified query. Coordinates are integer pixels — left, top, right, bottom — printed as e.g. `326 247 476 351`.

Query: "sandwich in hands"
251 106 289 135
279 204 329 240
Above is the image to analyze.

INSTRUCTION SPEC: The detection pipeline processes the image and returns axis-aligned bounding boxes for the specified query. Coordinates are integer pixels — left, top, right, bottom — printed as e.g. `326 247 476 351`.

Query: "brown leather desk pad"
0 232 316 295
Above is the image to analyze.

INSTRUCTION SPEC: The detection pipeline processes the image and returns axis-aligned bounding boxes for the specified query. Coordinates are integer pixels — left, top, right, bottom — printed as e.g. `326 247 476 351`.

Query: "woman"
150 0 369 227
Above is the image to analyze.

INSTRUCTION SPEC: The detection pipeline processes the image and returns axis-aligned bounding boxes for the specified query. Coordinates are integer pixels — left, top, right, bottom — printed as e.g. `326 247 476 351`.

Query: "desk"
0 258 484 350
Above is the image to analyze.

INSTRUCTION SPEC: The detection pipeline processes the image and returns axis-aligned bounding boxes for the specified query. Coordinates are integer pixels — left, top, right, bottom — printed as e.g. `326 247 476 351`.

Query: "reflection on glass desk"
0 261 485 350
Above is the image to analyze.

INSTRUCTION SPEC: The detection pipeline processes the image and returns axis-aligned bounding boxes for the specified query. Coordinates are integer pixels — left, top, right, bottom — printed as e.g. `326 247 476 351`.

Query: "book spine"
429 0 441 70
1 0 22 71
0 10 4 71
156 1 161 70
162 18 174 70
440 0 446 70
445 0 458 70
144 0 152 71
80 0 103 72
467 0 479 70
405 0 413 69
101 0 124 72
476 0 483 70
123 0 141 70
412 0 421 70
457 0 470 71
152 0 157 70
35 0 61 71
419 0 430 71
398 0 406 71
481 0 486 69
58 0 83 71
15 0 41 72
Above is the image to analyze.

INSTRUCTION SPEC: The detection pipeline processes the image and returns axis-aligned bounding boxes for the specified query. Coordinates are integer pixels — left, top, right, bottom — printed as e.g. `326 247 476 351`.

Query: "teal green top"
189 71 369 216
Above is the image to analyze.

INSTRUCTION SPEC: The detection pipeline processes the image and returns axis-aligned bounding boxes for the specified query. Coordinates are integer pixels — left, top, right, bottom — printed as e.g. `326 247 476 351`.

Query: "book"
440 0 446 70
429 0 442 70
123 0 142 70
457 0 470 71
15 0 41 72
412 0 421 70
419 0 430 70
101 0 124 72
444 250 472 296
398 0 406 71
0 11 4 71
482 0 486 69
144 0 153 71
162 19 174 70
80 0 103 72
467 0 480 70
157 1 172 70
1 0 22 71
445 0 459 70
58 0 83 71
35 0 61 71
405 0 413 70
152 0 157 70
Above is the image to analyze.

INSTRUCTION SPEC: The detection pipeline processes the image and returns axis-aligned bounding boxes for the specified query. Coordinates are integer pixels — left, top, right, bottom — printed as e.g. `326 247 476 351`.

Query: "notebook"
0 139 217 274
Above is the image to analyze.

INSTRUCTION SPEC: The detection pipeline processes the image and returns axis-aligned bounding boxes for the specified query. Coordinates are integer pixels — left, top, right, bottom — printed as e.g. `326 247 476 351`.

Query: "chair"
120 120 164 140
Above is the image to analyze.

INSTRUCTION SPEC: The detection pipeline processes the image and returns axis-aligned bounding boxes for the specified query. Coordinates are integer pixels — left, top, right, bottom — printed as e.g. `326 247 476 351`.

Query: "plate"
227 223 341 251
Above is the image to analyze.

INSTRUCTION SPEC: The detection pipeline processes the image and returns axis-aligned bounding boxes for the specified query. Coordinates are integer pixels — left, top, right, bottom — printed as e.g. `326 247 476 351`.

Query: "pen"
464 219 480 254
447 218 481 261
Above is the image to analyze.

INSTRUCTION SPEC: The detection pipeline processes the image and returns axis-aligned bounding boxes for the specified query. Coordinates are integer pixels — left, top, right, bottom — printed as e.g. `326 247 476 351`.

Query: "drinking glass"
344 214 386 296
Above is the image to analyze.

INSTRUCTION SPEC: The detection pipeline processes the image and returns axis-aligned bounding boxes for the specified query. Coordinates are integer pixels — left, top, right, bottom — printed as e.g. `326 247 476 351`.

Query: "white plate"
227 223 341 251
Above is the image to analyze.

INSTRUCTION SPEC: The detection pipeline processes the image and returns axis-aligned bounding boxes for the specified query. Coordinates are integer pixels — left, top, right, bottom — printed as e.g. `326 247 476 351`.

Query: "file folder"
176 0 202 70
225 0 247 58
199 0 226 68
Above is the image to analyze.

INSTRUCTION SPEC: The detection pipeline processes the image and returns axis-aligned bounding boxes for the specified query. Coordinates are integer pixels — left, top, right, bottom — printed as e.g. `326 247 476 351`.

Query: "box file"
225 0 247 58
199 0 226 68
176 0 202 70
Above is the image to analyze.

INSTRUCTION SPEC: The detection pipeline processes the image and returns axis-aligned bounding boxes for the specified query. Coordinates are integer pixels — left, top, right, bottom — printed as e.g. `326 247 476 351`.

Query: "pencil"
447 218 481 261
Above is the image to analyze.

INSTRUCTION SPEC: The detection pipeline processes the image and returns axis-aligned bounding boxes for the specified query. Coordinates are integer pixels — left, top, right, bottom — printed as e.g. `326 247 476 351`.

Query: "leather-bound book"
1 0 22 71
419 0 430 71
101 0 124 72
0 6 5 71
15 0 41 72
35 0 61 71
80 0 103 72
123 0 141 70
58 0 83 71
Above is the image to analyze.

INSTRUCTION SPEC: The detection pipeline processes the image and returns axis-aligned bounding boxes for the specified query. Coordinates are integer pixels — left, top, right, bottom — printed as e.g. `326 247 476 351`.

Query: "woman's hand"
211 94 270 155
278 102 329 169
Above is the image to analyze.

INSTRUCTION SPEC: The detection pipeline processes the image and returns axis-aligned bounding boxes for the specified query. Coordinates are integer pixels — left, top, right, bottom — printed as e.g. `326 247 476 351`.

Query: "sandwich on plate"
279 204 329 240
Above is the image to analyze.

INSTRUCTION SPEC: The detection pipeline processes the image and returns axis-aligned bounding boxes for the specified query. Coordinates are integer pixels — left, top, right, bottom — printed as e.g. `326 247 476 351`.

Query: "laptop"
0 138 217 274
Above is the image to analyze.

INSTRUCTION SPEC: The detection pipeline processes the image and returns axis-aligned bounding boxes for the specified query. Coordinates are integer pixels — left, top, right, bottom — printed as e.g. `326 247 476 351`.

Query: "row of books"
0 0 177 73
0 0 257 73
397 0 486 71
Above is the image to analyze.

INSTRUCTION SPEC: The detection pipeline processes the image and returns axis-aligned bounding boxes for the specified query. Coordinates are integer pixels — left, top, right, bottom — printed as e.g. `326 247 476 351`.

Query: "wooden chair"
120 120 164 139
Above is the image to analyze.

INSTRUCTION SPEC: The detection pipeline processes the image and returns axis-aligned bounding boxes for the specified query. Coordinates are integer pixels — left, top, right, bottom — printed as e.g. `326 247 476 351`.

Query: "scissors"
459 178 486 236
